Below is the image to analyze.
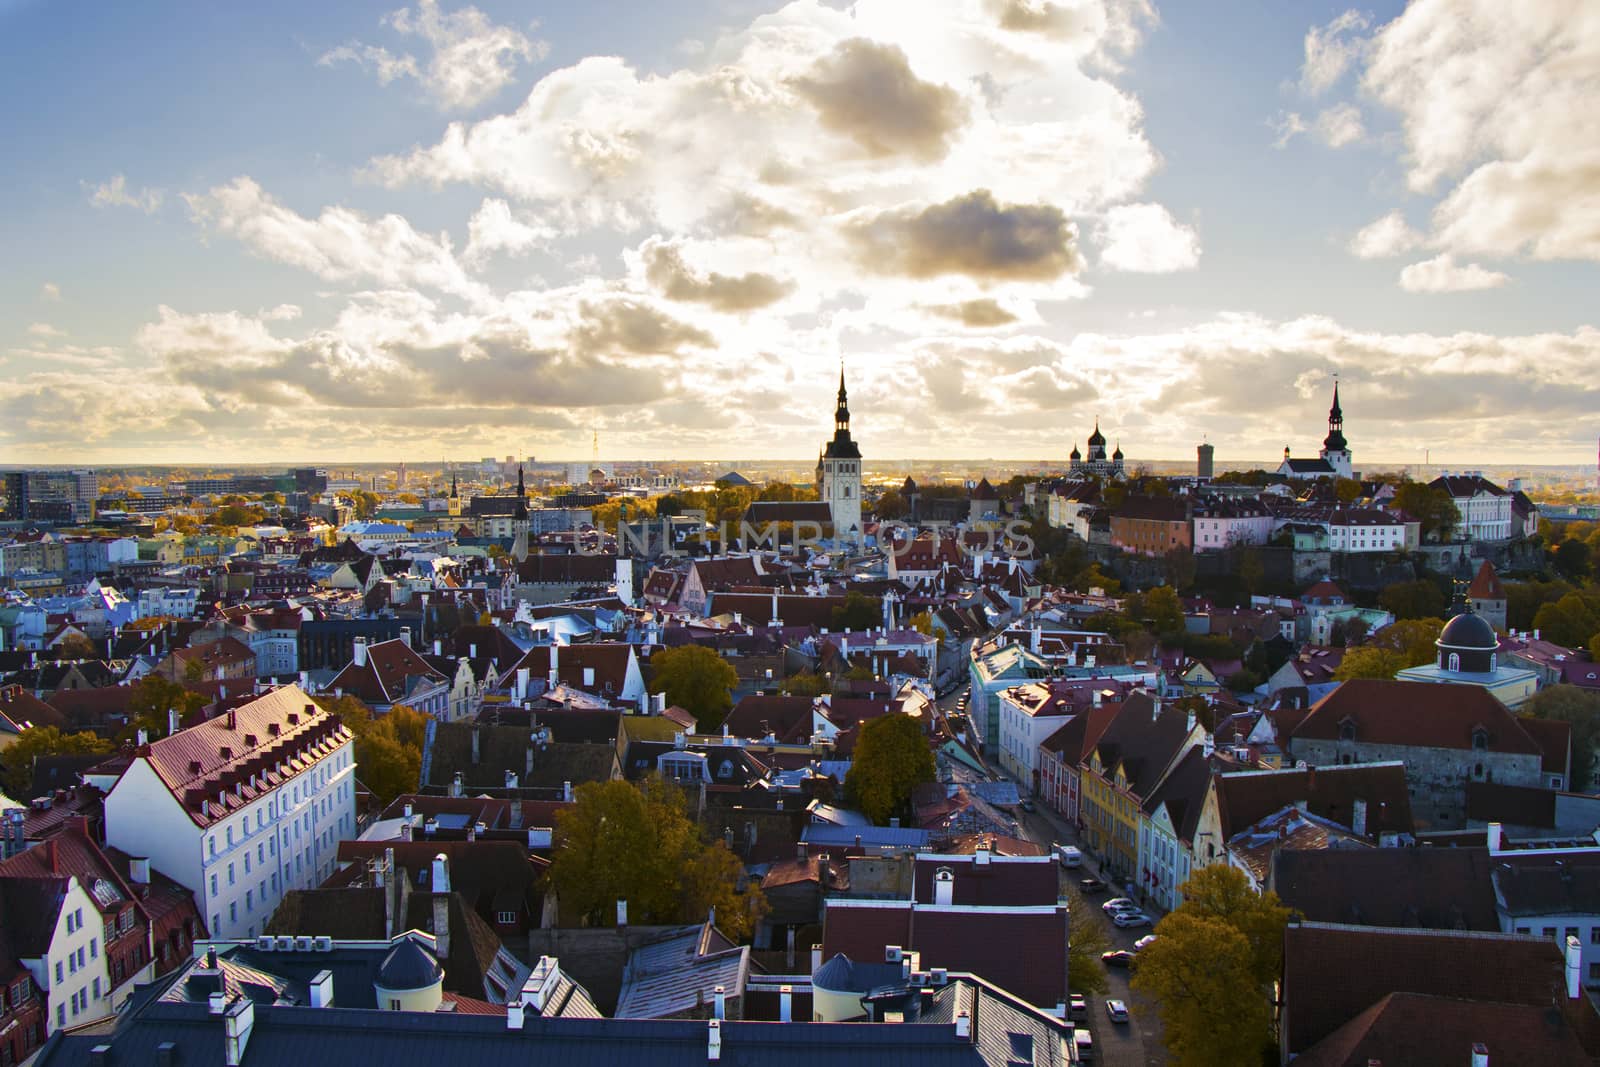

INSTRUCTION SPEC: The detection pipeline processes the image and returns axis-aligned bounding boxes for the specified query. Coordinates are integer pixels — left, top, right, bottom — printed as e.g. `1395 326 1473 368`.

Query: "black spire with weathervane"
1323 382 1348 453
822 366 861 459
514 464 528 521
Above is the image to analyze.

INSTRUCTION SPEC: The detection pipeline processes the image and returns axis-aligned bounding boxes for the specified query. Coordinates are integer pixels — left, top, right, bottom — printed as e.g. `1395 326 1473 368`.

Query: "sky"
2 0 1598 468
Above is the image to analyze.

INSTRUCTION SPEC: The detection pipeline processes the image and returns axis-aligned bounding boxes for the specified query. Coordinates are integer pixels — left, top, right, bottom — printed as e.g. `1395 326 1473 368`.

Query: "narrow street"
941 688 1166 1066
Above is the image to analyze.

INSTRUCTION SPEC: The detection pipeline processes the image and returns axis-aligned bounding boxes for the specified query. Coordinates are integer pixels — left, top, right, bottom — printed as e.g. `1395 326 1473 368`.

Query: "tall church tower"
817 367 863 546
1319 382 1353 479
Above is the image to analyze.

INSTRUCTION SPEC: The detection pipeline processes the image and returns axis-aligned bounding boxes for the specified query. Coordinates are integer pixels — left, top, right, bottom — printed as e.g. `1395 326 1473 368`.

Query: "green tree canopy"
1333 645 1410 680
1391 482 1461 542
1132 865 1289 1066
648 644 739 732
316 695 430 805
0 727 113 795
1379 578 1448 621
1131 912 1273 1067
123 674 207 742
1523 685 1600 789
830 591 882 632
1067 905 1109 996
1533 591 1600 649
548 778 766 941
843 713 935 825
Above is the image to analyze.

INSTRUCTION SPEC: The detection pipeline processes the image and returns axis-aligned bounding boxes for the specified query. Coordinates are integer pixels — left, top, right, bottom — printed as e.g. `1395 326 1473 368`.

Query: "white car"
1101 897 1138 914
1133 934 1158 951
1112 910 1153 929
1105 999 1130 1024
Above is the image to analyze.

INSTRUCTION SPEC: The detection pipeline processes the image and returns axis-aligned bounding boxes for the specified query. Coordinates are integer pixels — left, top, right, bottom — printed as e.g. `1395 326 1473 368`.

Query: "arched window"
1448 653 1460 672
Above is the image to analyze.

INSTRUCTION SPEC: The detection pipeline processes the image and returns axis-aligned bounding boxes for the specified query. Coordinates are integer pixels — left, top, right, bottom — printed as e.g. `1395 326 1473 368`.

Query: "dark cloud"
571 298 713 355
642 241 793 312
847 190 1081 280
925 299 1020 327
989 0 1092 39
792 38 968 162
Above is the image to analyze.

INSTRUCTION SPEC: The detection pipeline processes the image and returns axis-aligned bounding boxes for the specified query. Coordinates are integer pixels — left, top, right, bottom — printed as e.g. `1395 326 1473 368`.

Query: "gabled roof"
1213 762 1413 840
910 854 1058 907
1273 846 1500 930
1281 922 1579 1056
1291 678 1543 756
128 684 351 828
1467 559 1506 601
1293 991 1590 1067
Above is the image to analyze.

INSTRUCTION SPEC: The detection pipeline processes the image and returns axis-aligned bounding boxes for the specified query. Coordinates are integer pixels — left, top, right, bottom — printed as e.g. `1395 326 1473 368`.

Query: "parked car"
1019 799 1036 813
1112 910 1154 929
1105 999 1131 1024
1056 844 1083 868
1068 994 1089 1021
1100 950 1137 968
1101 897 1138 914
1134 934 1158 952
1078 877 1106 894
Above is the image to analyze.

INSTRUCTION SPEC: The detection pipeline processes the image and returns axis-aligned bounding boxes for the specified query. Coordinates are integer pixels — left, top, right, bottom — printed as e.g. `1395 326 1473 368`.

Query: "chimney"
129 857 150 884
1567 935 1582 999
353 636 368 667
223 996 255 1067
433 639 443 656
470 643 478 659
563 780 573 802
471 727 481 765
309 969 333 1009
507 1001 525 1031
516 667 530 701
582 666 595 689
433 854 452 963
505 770 519 791
168 706 181 736
713 984 726 1020
1471 1044 1489 1067
779 984 793 1023
383 847 397 933
1352 798 1369 837
974 844 991 867
548 642 559 688
811 944 823 974
400 627 412 648
617 899 628 928
934 868 954 906
708 1019 723 1061
955 1010 971 1039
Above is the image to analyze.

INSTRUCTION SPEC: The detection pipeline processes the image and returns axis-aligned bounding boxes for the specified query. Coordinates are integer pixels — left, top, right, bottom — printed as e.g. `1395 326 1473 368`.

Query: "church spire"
1322 379 1348 453
514 464 528 521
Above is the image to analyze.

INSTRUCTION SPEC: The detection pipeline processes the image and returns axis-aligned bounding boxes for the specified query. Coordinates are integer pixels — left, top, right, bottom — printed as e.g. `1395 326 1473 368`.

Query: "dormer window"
1472 728 1488 751
1339 719 1357 742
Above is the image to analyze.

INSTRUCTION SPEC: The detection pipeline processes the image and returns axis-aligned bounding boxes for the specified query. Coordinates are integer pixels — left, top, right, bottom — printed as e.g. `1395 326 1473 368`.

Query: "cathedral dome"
1438 612 1497 652
1070 443 1081 460
1087 422 1106 448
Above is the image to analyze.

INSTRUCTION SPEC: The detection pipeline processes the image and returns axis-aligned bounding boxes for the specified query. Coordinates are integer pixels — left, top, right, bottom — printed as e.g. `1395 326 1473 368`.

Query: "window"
1544 927 1558 938
497 910 516 924
246 890 253 913
210 874 218 896
55 962 63 984
89 938 96 959
92 978 99 999
1568 927 1581 943
228 863 235 886
230 902 238 924
388 998 401 1011
57 1005 65 1028
1592 962 1600 981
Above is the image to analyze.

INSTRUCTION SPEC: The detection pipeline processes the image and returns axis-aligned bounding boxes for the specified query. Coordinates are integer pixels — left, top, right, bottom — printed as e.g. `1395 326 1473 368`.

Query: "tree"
1392 481 1461 542
1132 912 1273 1067
873 488 907 520
648 645 739 732
1163 547 1197 592
1133 865 1288 1066
1534 591 1600 649
1523 686 1600 789
0 727 112 795
317 696 430 804
1334 477 1364 503
1067 906 1109 995
1554 538 1593 581
1366 617 1446 664
907 610 935 636
54 633 97 660
123 674 207 741
1506 579 1573 631
1333 645 1409 681
1138 585 1185 636
1380 579 1447 621
844 713 935 825
548 778 767 941
782 670 829 698
1238 549 1264 597
830 591 881 633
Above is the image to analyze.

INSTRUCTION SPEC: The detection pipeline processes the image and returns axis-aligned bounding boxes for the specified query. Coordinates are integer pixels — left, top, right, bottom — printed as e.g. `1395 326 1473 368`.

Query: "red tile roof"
1293 991 1590 1067
130 684 351 828
1291 678 1543 756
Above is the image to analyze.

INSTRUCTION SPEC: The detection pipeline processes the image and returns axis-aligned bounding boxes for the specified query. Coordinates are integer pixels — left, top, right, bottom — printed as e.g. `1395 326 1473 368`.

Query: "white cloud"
1397 253 1510 293
1096 203 1199 272
86 174 163 213
463 198 556 265
322 0 547 110
1300 9 1370 95
26 323 65 338
1314 103 1363 147
1362 1 1600 261
1271 105 1362 149
1348 211 1422 259
183 177 488 304
39 283 61 302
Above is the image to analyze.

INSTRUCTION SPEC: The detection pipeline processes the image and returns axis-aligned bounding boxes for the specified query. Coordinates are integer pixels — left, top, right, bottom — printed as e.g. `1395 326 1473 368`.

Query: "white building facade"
102 685 356 941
